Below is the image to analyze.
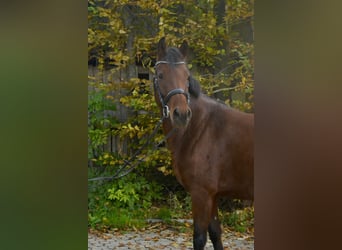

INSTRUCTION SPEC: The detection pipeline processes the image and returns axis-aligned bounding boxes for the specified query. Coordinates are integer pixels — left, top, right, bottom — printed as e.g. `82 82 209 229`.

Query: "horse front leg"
191 191 212 250
208 198 223 250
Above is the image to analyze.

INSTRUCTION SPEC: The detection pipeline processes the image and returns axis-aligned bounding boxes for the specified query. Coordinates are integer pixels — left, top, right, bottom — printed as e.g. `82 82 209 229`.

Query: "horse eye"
158 73 163 79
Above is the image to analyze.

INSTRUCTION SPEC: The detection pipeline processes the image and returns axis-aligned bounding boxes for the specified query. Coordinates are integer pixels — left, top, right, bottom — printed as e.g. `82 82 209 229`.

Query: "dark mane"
189 75 201 98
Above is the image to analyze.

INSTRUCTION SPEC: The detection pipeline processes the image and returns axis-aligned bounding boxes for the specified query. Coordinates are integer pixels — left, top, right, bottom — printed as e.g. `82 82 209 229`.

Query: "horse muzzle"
171 107 192 128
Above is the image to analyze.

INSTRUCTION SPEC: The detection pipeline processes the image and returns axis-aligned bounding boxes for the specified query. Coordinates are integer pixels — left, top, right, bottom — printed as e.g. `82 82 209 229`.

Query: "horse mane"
189 75 201 98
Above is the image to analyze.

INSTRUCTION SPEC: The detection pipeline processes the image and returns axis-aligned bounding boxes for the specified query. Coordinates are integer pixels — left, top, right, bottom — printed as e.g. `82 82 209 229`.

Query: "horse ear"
179 40 188 59
157 37 167 60
189 76 201 98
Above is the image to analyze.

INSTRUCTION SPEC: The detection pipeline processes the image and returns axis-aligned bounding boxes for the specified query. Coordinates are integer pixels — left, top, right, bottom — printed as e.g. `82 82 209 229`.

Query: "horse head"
154 37 200 128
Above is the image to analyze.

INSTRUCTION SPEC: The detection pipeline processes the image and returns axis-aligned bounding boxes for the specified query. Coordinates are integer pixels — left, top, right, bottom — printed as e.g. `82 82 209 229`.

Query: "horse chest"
171 153 197 190
172 150 210 191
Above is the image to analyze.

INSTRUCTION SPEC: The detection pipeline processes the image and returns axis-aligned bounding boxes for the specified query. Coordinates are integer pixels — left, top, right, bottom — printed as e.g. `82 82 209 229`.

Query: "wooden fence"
88 64 153 160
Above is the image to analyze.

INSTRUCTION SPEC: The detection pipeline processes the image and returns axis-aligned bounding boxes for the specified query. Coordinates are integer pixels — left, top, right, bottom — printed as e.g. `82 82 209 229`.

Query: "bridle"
153 61 190 119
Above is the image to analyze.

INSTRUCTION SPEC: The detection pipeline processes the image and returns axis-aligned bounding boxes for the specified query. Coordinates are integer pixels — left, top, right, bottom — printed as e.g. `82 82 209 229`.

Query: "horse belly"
219 159 254 200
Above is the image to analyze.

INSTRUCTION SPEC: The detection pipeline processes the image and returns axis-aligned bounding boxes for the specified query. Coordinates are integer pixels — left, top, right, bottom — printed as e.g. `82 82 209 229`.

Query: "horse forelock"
161 47 201 99
164 47 184 65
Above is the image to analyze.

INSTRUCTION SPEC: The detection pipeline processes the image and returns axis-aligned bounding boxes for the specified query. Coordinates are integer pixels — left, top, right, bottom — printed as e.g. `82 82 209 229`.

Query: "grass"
89 207 148 231
157 207 173 223
88 185 253 234
89 204 254 235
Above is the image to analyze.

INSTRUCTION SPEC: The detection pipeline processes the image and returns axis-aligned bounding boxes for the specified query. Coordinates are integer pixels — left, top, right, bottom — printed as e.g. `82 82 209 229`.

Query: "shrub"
221 206 254 233
88 173 162 230
107 174 162 210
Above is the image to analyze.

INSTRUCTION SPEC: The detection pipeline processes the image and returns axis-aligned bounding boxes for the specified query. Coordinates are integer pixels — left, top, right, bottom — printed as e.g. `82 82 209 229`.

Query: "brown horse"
153 37 254 250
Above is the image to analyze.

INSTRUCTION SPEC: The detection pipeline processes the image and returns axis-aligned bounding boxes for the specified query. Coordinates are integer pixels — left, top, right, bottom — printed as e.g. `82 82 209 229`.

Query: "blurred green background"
1 0 342 249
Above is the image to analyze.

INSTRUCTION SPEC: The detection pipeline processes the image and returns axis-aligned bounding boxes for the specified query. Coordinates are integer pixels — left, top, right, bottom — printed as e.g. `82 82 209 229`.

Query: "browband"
155 61 185 67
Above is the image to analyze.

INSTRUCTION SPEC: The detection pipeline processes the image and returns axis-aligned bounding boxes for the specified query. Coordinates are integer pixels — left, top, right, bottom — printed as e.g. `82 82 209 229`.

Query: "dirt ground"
88 224 254 250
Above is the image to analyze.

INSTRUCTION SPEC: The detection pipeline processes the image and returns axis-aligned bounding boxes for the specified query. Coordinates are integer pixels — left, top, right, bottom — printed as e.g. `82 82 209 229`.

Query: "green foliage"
227 0 254 24
107 174 162 209
88 81 118 160
166 191 192 213
88 173 162 229
221 207 254 233
112 78 173 175
157 207 172 223
88 0 254 232
88 205 147 230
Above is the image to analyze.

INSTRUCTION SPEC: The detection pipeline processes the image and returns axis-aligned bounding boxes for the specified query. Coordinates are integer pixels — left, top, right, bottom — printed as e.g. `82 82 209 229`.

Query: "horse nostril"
174 108 192 119
187 109 192 118
173 108 180 118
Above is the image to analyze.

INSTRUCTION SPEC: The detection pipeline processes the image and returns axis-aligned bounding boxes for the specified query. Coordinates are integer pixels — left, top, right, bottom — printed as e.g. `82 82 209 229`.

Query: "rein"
154 60 190 118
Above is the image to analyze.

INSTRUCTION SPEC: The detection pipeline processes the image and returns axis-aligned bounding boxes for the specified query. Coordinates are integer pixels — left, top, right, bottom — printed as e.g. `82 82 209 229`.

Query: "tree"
88 0 254 225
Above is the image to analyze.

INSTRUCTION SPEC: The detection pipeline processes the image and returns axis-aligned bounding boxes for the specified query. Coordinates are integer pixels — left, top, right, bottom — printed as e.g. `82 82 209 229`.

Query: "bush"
107 174 162 210
221 206 254 233
88 173 162 230
88 82 118 162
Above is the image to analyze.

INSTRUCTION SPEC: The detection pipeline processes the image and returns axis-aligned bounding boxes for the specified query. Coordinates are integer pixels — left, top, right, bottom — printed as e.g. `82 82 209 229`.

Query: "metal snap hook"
163 105 170 118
